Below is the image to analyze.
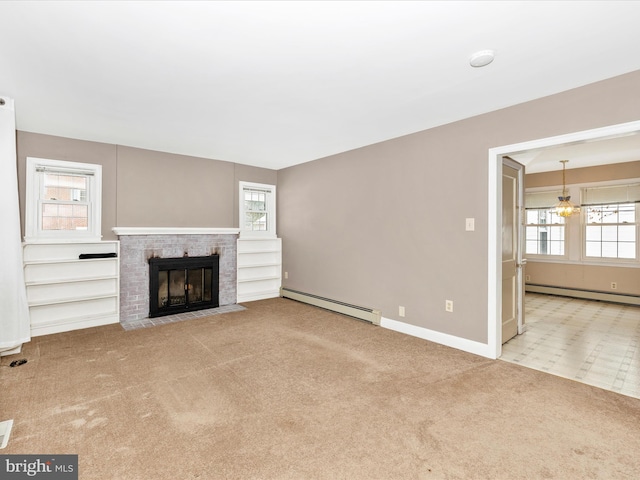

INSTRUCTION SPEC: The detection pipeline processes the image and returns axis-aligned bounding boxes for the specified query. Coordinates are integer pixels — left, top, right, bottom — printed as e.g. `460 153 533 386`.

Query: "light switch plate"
465 218 475 231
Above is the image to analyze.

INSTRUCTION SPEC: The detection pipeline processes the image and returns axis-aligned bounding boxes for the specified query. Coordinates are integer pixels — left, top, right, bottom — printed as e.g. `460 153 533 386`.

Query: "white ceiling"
510 133 640 174
2 1 640 170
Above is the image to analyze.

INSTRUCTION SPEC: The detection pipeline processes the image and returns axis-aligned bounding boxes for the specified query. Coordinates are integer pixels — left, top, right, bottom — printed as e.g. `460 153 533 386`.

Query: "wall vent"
280 287 381 325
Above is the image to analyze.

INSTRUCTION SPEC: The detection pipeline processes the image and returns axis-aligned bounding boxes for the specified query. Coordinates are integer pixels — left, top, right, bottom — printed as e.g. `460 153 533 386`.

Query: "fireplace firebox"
149 255 219 317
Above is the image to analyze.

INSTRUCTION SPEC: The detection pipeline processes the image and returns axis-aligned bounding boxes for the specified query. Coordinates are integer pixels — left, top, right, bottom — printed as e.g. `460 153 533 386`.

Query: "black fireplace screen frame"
148 255 219 318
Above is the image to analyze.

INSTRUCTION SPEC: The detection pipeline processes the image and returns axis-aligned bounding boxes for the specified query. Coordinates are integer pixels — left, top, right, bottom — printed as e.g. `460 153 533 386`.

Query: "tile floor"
120 303 246 331
501 293 640 399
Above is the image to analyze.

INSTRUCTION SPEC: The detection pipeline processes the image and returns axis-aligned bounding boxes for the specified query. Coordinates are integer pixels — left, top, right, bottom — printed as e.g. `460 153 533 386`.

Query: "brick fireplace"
112 228 240 322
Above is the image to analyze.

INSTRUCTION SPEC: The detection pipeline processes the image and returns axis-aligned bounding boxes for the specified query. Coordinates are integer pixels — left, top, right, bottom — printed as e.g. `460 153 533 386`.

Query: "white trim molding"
381 317 493 358
112 227 240 236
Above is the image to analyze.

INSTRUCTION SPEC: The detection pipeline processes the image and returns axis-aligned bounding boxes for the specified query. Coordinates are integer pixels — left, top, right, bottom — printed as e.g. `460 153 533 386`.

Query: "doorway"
487 119 640 359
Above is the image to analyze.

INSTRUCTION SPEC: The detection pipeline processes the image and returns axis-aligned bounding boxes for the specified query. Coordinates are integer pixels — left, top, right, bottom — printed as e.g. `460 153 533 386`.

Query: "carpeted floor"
2 298 639 479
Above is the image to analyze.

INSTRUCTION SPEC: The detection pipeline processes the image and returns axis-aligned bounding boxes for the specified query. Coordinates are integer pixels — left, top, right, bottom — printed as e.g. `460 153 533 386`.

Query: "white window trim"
25 157 102 243
239 181 276 239
581 202 639 265
525 204 568 260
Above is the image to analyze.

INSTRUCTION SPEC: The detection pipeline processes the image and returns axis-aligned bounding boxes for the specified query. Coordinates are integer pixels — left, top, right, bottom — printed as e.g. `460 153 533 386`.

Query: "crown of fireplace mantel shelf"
112 227 241 236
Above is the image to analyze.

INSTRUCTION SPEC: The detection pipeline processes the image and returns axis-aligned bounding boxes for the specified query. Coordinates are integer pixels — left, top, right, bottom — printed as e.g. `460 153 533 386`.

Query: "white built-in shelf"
23 241 120 336
26 274 119 287
237 250 281 254
238 262 281 269
238 275 281 283
24 257 117 266
237 237 282 303
28 293 118 308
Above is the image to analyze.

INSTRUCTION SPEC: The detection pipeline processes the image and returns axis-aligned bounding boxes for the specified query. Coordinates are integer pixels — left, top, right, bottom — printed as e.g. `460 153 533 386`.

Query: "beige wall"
278 70 640 344
525 161 640 296
16 132 277 241
525 262 639 295
17 132 118 240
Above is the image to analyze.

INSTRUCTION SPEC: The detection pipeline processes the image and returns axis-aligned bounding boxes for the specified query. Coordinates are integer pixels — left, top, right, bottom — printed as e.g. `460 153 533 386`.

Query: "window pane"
548 226 564 241
619 225 635 242
601 242 618 258
41 202 88 231
585 226 601 241
603 204 619 221
245 191 266 211
585 242 601 257
618 242 636 259
619 205 635 223
526 240 538 254
244 212 267 231
587 206 603 223
549 241 564 255
548 211 565 225
525 227 538 241
44 173 87 202
526 210 539 224
601 226 617 242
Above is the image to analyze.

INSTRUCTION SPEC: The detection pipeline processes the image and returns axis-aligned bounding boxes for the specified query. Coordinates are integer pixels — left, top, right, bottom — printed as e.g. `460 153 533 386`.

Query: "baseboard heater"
526 284 640 306
280 287 381 325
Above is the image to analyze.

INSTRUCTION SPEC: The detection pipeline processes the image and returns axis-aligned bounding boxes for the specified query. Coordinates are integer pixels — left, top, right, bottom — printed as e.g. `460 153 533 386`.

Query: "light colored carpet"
1 298 639 479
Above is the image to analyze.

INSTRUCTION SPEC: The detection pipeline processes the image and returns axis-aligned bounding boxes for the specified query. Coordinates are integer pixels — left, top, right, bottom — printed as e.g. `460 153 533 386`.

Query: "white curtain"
0 96 30 352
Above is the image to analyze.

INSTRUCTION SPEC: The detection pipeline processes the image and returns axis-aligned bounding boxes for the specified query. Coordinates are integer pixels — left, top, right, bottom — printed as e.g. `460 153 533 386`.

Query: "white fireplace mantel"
112 227 241 236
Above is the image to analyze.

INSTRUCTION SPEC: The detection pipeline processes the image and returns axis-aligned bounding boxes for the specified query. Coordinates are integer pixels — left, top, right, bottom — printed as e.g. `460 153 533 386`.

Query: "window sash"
239 182 276 238
25 157 102 242
583 202 637 260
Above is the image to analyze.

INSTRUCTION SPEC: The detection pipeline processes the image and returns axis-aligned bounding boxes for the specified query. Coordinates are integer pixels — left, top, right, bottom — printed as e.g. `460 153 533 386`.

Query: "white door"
501 158 525 344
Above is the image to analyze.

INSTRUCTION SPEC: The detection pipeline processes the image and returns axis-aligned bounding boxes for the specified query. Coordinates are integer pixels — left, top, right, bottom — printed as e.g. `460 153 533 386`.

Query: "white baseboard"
237 290 281 303
31 313 119 337
381 317 493 359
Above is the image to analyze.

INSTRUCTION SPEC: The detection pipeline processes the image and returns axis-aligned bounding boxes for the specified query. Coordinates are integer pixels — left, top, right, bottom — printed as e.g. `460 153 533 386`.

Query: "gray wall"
525 161 640 296
277 70 640 344
16 132 277 241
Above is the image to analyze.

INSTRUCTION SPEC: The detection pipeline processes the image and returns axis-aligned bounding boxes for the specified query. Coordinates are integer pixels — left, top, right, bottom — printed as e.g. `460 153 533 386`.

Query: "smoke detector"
469 50 495 68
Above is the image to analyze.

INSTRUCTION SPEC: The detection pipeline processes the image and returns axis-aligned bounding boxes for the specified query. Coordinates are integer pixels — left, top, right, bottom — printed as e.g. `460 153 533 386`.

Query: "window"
239 181 276 238
526 208 565 255
582 183 640 261
525 189 565 256
584 203 636 259
25 157 102 242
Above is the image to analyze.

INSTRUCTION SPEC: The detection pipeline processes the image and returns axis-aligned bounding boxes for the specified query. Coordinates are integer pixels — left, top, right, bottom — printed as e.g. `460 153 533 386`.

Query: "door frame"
487 120 640 359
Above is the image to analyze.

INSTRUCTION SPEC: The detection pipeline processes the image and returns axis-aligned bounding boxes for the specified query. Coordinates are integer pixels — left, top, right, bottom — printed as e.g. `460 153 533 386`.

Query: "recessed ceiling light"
469 50 495 68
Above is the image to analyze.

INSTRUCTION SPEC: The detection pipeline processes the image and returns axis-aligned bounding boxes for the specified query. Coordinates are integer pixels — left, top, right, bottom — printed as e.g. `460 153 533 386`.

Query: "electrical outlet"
525 275 531 282
284 271 288 279
445 300 454 312
399 306 405 317
611 282 617 290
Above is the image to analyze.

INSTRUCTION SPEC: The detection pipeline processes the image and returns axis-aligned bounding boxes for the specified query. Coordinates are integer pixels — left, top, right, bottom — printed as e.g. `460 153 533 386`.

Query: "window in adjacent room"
584 203 636 259
582 183 639 261
25 157 102 242
525 190 566 256
239 181 276 238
